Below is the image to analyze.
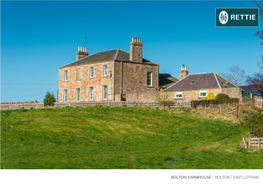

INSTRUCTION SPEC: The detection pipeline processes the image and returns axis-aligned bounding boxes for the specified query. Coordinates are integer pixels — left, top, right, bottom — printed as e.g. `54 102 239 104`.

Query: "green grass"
1 106 262 169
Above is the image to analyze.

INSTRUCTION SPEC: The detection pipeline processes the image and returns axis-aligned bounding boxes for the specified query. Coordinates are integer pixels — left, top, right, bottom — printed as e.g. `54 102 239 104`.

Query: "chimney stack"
76 46 89 61
179 64 189 80
129 36 143 63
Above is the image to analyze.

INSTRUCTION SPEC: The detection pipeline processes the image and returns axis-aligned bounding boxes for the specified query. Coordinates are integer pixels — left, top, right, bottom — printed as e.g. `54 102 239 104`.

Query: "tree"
154 91 171 106
245 1 263 93
246 56 263 94
254 1 263 41
219 65 246 86
43 91 56 106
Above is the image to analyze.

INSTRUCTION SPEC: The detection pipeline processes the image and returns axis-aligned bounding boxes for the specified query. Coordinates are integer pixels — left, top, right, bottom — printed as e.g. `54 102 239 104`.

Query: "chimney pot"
78 46 80 51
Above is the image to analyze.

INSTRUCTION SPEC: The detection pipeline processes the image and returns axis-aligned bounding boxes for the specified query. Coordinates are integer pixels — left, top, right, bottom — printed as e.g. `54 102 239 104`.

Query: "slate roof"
240 86 258 93
59 49 157 68
159 73 179 89
164 73 236 92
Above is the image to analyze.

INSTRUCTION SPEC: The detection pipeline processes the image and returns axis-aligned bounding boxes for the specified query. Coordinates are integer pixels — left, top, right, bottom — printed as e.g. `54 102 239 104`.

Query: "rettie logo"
216 8 258 27
219 11 228 24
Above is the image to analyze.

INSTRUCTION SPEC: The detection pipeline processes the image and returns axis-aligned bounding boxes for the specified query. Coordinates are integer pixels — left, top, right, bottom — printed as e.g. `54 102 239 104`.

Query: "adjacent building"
163 66 242 101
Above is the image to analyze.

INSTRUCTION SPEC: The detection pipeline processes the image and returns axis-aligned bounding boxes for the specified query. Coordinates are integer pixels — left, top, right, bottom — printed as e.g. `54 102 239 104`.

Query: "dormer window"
222 82 227 87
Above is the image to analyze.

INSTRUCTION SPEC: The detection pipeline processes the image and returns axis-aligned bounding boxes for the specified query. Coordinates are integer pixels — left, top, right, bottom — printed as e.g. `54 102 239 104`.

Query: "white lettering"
245 14 249 20
252 14 255 20
231 14 235 20
236 14 239 20
240 14 244 20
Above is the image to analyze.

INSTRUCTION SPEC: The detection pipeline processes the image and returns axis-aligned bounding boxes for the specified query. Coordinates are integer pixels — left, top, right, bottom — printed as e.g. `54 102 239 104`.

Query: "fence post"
259 138 261 149
248 132 251 148
236 103 238 118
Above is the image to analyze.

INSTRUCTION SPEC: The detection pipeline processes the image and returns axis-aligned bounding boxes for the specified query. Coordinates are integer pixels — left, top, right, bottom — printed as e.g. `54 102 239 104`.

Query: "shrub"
154 92 172 106
215 93 230 100
246 111 263 137
43 91 56 107
202 97 207 100
207 92 215 100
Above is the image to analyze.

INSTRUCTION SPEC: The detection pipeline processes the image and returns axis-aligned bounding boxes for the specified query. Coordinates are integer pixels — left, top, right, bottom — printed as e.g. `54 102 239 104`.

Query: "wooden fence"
243 132 263 149
255 96 263 108
0 101 192 110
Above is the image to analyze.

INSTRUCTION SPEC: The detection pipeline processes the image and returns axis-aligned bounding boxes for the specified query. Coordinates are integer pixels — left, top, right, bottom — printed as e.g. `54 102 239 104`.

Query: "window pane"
104 65 107 76
76 88 80 101
65 71 68 81
104 86 108 99
147 72 152 86
90 87 94 101
90 67 94 78
64 90 68 102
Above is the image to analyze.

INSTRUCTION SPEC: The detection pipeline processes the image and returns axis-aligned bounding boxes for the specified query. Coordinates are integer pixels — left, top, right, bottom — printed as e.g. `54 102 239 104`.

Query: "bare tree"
246 56 263 94
245 1 263 93
255 0 263 42
220 65 246 86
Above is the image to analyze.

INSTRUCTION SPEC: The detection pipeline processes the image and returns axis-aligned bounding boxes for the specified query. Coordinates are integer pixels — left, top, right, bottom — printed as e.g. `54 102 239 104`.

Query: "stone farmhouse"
58 36 242 103
58 37 177 103
163 67 242 101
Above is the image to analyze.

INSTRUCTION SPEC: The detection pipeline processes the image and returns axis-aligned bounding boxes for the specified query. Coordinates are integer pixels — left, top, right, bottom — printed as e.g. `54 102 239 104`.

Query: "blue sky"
1 1 262 102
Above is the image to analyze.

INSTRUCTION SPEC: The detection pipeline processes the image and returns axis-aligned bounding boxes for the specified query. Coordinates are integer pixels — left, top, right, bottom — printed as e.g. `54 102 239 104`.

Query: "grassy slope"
1 106 262 169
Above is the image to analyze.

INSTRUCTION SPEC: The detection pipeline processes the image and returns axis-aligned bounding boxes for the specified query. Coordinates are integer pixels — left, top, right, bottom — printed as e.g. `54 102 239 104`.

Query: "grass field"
1 106 262 169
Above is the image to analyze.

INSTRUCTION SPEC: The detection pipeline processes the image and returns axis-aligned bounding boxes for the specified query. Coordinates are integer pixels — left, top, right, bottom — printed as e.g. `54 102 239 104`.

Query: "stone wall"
166 87 242 101
191 98 239 108
58 61 114 102
114 61 159 101
0 101 192 110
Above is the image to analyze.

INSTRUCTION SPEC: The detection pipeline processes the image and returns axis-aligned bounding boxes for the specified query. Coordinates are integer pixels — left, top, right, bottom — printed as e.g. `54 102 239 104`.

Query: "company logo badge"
219 11 228 24
216 8 259 27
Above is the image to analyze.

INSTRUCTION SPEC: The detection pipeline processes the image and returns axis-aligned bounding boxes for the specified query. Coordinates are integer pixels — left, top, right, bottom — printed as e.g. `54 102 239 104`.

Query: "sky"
1 0 262 103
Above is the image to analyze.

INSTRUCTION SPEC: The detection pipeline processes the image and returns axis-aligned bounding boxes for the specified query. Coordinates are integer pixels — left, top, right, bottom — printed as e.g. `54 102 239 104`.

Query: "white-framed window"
147 72 153 86
64 89 68 102
89 66 94 78
103 85 108 100
76 68 80 80
89 87 94 101
76 88 80 102
199 90 207 98
175 92 183 99
103 65 108 76
64 70 68 81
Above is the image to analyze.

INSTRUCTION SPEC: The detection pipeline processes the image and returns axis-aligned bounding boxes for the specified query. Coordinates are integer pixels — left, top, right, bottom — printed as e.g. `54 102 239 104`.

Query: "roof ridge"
215 73 237 87
214 72 221 88
114 49 120 60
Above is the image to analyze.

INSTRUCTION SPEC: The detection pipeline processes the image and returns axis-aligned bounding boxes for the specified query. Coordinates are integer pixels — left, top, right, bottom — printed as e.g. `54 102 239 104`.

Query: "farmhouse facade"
163 69 242 101
58 37 177 103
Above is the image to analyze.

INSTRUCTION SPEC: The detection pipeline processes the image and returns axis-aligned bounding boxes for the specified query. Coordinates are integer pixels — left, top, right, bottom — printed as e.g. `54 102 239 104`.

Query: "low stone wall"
1 101 192 110
191 98 239 108
0 103 45 110
242 97 255 105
